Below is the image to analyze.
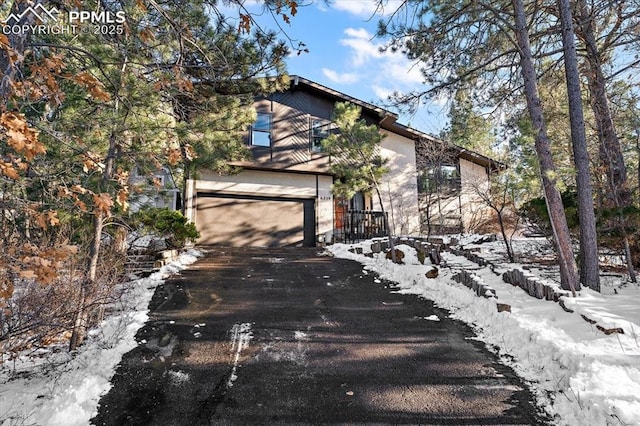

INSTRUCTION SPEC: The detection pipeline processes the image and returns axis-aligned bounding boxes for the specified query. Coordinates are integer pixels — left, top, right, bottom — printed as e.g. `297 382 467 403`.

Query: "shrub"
132 208 199 248
520 190 579 236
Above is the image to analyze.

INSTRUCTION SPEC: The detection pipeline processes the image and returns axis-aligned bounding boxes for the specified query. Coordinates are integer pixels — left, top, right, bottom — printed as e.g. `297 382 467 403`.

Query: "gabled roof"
290 75 397 124
288 75 503 172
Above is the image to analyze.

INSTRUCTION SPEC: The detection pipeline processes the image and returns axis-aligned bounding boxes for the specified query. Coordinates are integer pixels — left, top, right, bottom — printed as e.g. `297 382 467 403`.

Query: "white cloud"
340 27 383 66
372 84 392 100
330 0 379 18
330 0 406 18
322 68 360 84
387 61 424 85
338 27 424 92
344 27 371 39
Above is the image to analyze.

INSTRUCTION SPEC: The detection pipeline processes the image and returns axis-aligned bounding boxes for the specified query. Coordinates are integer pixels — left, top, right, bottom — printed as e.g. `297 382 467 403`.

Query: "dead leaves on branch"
0 158 24 180
0 111 46 180
166 144 196 166
239 13 252 34
1 112 45 160
7 243 78 289
1 211 78 297
81 151 105 173
13 54 67 106
72 72 111 103
238 0 298 33
36 210 61 230
275 0 298 24
58 183 126 217
8 49 112 107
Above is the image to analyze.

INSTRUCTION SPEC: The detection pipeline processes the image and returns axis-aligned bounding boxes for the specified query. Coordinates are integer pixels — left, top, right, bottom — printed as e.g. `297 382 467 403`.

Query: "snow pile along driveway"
329 240 640 426
0 249 202 426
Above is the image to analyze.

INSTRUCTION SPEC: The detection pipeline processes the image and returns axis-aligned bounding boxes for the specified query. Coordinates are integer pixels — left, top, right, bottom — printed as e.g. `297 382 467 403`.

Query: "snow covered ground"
1 237 638 426
329 237 640 426
0 249 202 426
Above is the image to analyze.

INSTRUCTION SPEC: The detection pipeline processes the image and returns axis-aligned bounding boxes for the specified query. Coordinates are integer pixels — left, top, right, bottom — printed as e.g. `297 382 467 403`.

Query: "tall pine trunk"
557 0 600 291
512 0 579 292
574 0 635 284
576 0 630 209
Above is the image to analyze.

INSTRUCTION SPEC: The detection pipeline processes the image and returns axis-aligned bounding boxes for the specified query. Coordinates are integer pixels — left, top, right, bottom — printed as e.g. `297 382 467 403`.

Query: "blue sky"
241 1 450 136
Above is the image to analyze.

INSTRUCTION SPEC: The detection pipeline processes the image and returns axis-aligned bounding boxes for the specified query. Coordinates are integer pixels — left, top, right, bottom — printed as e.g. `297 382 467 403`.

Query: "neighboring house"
129 166 180 213
184 75 499 247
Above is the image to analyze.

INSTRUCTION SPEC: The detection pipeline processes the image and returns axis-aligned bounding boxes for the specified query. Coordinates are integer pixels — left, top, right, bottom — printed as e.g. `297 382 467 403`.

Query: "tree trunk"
69 131 118 351
68 211 103 351
557 0 600 291
512 0 579 292
575 0 630 209
0 0 44 103
497 210 515 263
181 143 192 216
623 235 637 283
373 180 396 263
574 0 635 287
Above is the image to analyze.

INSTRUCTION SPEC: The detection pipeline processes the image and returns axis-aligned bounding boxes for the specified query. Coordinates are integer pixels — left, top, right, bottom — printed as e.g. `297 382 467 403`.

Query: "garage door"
196 193 315 247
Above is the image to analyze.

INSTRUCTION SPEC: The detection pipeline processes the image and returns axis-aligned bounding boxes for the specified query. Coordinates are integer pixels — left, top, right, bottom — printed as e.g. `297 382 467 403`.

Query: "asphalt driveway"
92 247 549 425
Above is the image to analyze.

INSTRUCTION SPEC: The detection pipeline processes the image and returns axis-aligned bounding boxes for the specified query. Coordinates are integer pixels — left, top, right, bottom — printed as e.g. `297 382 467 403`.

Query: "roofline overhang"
287 75 505 171
290 75 398 125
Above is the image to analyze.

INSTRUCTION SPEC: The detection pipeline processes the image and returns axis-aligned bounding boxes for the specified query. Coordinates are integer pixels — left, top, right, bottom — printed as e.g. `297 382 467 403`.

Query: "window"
147 175 165 187
310 119 331 152
350 192 365 210
251 112 272 147
418 163 459 193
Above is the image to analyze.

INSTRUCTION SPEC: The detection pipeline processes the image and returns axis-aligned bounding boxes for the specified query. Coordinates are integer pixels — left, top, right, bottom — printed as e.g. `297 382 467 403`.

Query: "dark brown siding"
245 86 383 172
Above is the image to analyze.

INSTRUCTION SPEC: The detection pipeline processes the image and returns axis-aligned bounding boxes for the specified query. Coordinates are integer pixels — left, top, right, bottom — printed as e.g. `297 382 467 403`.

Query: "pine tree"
322 102 398 261
0 0 292 350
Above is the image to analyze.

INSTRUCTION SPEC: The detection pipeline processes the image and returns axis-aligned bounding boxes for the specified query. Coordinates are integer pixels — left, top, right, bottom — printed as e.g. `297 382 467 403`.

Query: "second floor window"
251 112 272 147
311 119 331 152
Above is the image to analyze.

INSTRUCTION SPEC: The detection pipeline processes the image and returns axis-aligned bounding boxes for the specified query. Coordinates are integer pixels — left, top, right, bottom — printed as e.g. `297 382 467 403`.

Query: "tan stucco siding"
377 130 420 236
315 174 334 241
459 158 491 232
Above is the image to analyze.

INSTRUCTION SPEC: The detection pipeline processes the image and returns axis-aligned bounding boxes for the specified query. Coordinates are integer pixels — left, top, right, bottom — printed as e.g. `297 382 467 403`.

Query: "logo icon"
5 4 59 24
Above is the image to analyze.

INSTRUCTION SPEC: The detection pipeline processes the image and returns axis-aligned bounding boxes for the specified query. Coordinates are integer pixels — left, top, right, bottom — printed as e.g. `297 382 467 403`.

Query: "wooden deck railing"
335 210 388 243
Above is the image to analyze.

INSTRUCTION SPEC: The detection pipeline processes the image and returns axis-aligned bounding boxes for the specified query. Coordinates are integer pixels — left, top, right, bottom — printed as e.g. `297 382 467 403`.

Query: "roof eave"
290 75 398 124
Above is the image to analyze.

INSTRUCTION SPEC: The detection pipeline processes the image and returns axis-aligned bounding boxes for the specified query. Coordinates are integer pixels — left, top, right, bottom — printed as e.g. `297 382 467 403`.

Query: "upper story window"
310 118 332 152
251 112 272 147
418 163 460 193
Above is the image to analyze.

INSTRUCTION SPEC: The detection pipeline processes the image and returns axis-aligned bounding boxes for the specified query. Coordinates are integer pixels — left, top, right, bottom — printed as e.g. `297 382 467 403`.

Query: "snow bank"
0 249 202 426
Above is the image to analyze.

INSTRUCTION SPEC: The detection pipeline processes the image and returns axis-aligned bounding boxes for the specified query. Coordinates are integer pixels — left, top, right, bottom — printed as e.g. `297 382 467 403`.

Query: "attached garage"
195 193 316 247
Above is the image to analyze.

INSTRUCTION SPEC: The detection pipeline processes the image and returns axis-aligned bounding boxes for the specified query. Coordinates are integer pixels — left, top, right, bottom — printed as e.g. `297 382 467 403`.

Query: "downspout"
269 99 274 162
457 161 464 233
315 174 319 242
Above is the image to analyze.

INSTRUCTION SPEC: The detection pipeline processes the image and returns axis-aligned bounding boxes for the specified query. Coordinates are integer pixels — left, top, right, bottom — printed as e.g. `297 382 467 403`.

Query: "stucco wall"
189 169 334 241
459 158 492 232
377 130 420 236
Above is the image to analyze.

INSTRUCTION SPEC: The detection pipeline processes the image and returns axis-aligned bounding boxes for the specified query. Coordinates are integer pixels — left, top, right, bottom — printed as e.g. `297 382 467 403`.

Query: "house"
129 166 180 213
184 76 500 247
